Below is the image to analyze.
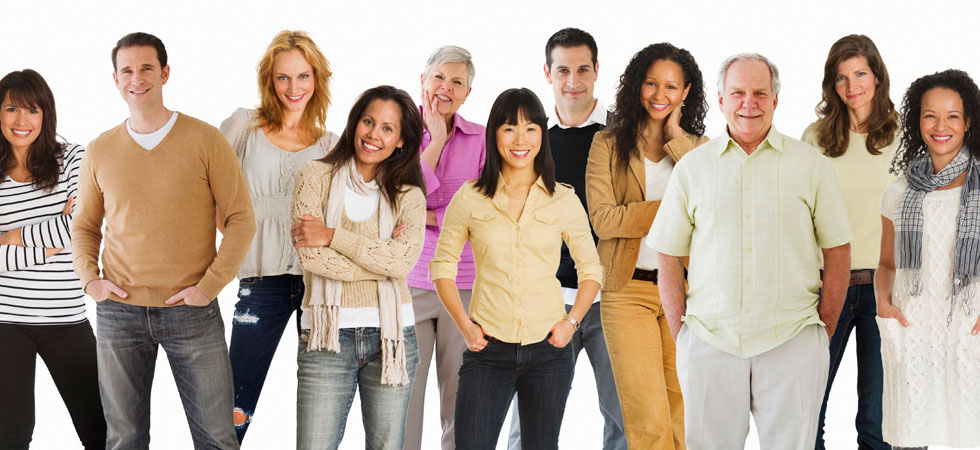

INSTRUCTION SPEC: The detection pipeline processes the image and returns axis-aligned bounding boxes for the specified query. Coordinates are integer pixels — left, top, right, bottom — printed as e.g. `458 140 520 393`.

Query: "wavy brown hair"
0 69 64 192
608 43 707 174
256 30 331 143
814 34 898 157
322 86 424 207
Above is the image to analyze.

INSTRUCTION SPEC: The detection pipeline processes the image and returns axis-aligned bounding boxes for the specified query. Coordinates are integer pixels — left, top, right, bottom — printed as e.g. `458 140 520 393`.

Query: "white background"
5 0 980 448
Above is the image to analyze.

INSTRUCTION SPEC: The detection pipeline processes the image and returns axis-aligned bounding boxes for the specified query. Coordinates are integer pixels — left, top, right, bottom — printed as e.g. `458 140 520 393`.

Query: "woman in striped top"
0 69 106 449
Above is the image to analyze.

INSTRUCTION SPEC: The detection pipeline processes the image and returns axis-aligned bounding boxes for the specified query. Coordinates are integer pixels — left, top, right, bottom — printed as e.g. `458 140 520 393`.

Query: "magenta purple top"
407 109 486 290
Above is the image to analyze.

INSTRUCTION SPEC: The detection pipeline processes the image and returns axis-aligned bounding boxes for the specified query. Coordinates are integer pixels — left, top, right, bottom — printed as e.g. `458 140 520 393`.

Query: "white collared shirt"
548 100 607 130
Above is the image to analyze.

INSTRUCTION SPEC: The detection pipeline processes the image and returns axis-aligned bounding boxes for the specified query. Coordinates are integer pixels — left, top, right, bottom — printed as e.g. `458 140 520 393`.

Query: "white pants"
677 324 829 450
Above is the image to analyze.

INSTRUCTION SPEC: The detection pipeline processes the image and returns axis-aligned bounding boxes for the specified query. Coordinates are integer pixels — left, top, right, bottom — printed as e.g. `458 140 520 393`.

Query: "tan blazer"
585 130 708 291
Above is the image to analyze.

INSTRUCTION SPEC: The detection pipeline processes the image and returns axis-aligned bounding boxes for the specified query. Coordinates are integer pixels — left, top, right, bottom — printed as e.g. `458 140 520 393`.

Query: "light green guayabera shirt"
648 127 853 358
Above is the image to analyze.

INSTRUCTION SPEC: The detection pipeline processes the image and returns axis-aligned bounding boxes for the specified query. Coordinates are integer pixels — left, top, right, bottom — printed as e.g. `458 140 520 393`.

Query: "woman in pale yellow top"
585 42 707 449
800 34 899 450
429 88 601 450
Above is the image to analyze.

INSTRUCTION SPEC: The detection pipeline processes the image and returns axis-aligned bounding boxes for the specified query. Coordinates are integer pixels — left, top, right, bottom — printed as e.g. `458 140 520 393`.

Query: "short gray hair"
423 45 476 88
717 53 780 94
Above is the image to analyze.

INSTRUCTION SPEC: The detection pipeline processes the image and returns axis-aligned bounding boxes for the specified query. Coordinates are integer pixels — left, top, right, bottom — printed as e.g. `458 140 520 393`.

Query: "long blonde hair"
256 30 331 142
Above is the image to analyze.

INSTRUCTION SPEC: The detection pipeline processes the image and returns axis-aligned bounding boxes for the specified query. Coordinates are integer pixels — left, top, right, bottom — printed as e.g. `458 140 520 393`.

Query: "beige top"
801 122 898 269
649 127 852 358
220 108 337 278
430 178 603 344
73 113 256 306
290 161 424 311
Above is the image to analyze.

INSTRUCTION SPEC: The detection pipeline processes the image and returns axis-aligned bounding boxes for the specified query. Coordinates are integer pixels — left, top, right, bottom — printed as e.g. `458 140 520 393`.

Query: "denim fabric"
506 302 626 450
227 275 304 442
455 337 574 450
296 326 419 450
0 321 106 450
96 300 239 450
816 283 890 450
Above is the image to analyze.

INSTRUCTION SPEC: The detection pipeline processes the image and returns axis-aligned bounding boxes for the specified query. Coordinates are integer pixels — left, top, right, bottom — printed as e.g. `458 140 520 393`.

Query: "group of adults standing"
0 25 978 450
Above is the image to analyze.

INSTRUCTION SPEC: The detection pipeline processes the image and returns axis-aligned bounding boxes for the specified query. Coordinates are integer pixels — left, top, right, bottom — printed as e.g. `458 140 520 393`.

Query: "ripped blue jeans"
227 274 304 443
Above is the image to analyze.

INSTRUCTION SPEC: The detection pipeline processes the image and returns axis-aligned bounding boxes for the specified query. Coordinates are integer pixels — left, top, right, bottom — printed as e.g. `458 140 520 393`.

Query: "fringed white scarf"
306 161 409 385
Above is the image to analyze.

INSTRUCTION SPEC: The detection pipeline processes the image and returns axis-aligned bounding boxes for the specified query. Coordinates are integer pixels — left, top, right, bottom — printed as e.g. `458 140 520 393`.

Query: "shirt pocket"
468 212 509 257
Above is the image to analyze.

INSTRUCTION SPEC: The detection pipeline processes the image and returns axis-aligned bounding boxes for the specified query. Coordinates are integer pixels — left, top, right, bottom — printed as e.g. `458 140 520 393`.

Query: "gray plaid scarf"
896 146 980 322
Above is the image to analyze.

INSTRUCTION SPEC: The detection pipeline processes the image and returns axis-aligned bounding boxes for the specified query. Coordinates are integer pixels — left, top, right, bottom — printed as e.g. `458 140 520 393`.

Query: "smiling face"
421 61 471 117
719 59 777 152
353 99 404 180
920 87 970 170
113 45 169 113
272 49 315 114
0 93 42 152
496 111 542 173
834 55 877 118
545 45 597 112
640 58 690 123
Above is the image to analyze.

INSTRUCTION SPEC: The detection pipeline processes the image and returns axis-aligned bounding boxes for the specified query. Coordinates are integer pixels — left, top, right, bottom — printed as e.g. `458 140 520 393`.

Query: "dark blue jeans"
455 337 574 450
227 274 304 443
816 283 890 450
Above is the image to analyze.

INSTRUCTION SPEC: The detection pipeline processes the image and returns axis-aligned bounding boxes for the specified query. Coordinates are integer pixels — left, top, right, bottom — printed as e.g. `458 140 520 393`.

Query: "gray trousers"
402 288 471 450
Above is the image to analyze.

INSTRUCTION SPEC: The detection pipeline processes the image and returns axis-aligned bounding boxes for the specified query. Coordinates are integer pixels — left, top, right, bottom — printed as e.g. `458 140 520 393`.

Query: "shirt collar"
548 100 607 129
419 106 483 137
718 125 784 155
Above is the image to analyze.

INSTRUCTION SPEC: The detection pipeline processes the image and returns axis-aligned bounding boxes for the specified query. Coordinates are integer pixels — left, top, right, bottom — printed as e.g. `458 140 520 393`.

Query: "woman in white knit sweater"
290 85 426 450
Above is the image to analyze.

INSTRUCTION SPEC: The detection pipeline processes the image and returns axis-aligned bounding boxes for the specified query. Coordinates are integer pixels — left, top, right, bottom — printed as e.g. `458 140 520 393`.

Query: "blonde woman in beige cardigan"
289 85 426 450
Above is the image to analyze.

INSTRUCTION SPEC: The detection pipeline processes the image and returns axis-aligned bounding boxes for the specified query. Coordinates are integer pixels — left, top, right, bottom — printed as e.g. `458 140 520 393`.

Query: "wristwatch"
565 315 580 331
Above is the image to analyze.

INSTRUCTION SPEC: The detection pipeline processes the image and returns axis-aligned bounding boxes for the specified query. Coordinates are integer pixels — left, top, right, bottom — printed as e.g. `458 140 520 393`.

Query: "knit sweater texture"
72 113 255 306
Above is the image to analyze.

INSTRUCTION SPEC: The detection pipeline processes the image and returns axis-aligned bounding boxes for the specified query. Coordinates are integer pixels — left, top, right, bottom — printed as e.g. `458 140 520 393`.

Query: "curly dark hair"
814 34 898 157
892 69 980 175
0 69 65 192
607 43 707 174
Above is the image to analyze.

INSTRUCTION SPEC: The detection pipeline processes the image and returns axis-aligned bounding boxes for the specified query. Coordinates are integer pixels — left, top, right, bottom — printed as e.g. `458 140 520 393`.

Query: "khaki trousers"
676 324 829 450
601 279 685 449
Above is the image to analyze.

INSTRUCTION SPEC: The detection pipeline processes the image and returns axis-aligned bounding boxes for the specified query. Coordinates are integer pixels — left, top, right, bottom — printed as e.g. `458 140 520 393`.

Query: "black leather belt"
632 268 658 284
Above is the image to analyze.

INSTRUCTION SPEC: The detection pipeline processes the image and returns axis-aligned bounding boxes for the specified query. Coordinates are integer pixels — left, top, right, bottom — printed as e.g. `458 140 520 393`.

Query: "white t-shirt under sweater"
636 156 674 271
0 144 86 324
126 111 178 150
300 186 415 330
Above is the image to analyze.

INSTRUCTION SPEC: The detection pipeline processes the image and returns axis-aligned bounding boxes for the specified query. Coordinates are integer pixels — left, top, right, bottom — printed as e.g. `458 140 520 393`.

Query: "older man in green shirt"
649 53 852 449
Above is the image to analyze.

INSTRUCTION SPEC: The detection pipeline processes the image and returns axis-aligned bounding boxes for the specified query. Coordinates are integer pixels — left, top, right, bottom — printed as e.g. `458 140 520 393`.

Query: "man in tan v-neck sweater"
71 32 254 450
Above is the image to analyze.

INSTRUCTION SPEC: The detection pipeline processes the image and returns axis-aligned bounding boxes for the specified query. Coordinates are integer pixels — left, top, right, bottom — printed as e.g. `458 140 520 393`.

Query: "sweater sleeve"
194 131 257 299
0 245 48 273
71 141 105 289
328 187 426 278
291 162 386 281
21 144 84 248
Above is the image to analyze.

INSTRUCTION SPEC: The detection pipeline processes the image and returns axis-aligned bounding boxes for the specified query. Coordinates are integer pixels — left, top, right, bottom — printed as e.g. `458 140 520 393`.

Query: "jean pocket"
402 325 416 337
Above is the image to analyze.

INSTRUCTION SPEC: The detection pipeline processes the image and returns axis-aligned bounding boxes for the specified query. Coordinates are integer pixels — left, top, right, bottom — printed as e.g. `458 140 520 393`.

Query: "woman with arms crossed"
0 69 106 450
219 30 338 443
586 42 708 449
290 85 425 450
431 87 601 450
876 69 980 449
802 34 899 450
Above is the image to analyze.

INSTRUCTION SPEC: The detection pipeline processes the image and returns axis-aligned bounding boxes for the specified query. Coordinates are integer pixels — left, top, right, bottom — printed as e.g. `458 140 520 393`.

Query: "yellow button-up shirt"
649 127 853 358
430 177 603 344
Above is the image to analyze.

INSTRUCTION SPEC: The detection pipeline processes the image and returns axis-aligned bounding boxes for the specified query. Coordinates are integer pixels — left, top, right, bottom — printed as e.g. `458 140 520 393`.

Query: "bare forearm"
420 139 447 171
657 253 687 338
568 280 599 323
819 244 851 328
434 278 470 329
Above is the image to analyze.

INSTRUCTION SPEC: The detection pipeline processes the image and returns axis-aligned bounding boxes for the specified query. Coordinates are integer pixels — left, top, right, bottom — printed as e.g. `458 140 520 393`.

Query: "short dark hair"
545 28 597 69
475 88 556 198
321 85 425 207
892 69 980 175
111 32 167 71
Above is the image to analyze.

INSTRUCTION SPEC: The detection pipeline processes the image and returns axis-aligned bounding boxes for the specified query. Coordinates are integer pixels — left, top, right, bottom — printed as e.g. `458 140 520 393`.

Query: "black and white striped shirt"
0 143 85 324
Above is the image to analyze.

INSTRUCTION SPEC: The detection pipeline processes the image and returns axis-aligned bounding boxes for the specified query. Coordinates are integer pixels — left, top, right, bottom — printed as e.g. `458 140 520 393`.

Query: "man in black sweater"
505 28 626 450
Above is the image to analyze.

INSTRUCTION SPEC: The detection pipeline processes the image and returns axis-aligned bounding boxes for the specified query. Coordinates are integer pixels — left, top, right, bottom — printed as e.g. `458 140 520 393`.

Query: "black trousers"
0 320 106 450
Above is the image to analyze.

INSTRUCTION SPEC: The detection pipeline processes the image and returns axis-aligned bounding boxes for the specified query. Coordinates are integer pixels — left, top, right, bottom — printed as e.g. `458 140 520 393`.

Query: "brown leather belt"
820 269 875 286
632 268 658 284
